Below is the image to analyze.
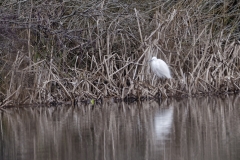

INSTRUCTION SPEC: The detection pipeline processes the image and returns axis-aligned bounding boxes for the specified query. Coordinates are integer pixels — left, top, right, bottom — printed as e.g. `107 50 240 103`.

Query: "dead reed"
0 0 239 106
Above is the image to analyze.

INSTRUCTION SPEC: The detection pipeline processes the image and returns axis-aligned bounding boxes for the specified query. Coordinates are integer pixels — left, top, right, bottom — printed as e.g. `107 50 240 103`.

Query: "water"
0 94 240 160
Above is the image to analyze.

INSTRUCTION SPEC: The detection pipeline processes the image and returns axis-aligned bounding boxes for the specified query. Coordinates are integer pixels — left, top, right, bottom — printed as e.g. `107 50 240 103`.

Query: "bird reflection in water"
154 106 174 141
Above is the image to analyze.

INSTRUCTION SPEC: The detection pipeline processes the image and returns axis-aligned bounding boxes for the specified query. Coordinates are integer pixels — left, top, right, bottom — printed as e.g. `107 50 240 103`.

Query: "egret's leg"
151 74 156 86
156 83 162 99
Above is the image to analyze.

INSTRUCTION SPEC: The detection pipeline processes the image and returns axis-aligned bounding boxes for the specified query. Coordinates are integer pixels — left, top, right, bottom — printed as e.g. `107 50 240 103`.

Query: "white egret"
149 57 171 79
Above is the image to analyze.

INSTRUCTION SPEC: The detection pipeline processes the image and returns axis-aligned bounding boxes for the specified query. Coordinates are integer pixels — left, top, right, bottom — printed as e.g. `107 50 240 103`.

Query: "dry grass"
0 0 239 106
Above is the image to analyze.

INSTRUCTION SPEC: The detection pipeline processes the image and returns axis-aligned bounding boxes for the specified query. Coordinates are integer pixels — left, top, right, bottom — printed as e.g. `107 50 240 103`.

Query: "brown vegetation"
0 0 239 106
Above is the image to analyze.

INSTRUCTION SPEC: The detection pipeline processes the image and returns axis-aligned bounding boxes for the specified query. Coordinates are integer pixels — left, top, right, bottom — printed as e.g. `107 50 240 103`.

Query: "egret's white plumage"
149 57 171 79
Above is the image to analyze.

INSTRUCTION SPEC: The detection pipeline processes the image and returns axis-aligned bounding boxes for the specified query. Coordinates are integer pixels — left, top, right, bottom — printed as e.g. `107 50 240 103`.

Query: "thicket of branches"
0 0 239 106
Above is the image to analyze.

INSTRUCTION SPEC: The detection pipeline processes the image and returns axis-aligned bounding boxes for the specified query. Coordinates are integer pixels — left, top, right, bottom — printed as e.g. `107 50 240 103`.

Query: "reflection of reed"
173 94 240 160
0 94 239 160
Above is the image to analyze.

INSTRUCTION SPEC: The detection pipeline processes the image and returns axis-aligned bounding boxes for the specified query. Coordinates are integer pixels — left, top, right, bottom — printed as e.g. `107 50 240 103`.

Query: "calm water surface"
0 95 240 160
